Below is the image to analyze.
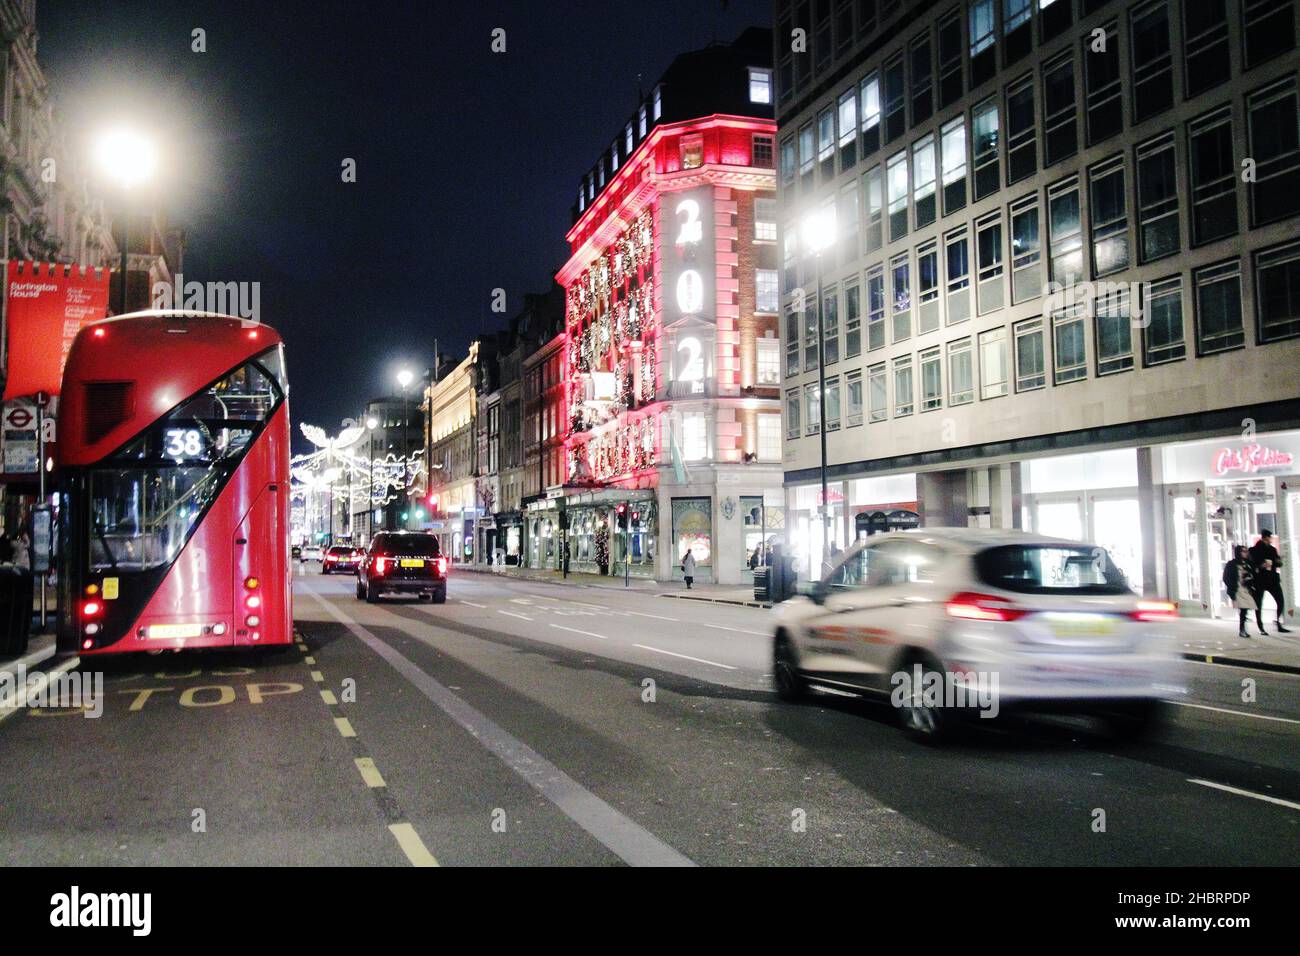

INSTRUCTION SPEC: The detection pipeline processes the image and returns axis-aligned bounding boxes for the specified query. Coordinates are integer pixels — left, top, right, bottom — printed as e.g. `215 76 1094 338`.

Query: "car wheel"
365 583 379 604
773 631 808 702
896 654 952 744
355 581 365 600
432 590 446 605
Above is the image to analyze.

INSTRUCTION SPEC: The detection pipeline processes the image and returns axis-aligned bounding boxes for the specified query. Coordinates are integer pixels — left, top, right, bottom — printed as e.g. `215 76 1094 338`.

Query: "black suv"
356 532 447 604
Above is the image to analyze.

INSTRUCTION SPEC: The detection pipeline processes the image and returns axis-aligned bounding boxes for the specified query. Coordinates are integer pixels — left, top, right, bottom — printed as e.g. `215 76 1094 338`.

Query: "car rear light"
435 557 448 574
375 557 389 575
82 600 102 618
1129 600 1177 622
945 592 1032 622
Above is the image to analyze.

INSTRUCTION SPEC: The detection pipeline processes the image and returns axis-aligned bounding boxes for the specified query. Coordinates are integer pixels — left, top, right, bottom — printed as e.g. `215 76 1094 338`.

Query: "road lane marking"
306 589 694 867
498 610 533 622
549 624 608 640
632 644 737 670
355 757 387 788
460 600 487 608
699 623 769 636
0 658 80 723
388 822 440 866
1167 700 1300 725
334 716 357 738
626 611 679 621
310 670 324 683
320 690 338 705
304 656 316 665
1188 779 1300 811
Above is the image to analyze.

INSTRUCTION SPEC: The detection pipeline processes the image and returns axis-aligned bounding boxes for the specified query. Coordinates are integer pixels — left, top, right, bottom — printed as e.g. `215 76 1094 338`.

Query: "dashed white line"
632 644 737 670
460 600 487 608
549 624 608 640
1167 700 1300 725
498 610 533 622
1187 779 1300 811
699 622 769 636
626 611 679 622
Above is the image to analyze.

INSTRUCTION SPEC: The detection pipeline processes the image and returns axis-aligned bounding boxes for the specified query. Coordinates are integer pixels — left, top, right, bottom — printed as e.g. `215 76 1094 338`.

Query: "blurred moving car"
772 529 1177 742
356 531 447 603
292 545 302 560
322 545 362 574
300 545 323 562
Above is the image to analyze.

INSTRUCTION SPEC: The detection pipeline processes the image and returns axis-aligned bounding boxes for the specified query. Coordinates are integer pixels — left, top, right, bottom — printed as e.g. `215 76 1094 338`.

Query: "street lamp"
396 370 415 530
94 127 158 316
366 415 378 540
801 206 837 575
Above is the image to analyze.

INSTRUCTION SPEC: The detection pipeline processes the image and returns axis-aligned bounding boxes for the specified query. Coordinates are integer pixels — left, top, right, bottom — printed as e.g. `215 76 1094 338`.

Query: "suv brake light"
435 557 448 574
375 557 389 575
946 591 1032 622
1129 599 1177 622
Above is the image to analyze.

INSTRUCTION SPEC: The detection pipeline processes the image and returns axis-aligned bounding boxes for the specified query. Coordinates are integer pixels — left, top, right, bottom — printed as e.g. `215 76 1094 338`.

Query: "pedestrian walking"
13 532 30 572
681 548 696 589
1222 545 1260 638
1248 530 1290 633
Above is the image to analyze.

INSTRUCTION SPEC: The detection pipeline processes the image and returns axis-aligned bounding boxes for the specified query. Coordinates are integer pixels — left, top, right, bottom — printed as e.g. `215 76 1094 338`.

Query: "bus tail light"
246 594 262 609
82 639 94 650
244 576 259 589
82 600 102 618
246 615 261 627
1129 600 1177 622
945 592 1032 622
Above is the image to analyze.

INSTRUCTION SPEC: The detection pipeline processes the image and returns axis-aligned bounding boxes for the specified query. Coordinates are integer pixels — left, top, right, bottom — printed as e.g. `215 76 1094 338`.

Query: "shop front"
786 474 917 581
493 511 523 565
524 497 563 571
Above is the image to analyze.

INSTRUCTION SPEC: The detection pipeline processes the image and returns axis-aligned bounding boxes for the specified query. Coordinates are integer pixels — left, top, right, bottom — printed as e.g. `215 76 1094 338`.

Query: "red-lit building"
554 28 784 584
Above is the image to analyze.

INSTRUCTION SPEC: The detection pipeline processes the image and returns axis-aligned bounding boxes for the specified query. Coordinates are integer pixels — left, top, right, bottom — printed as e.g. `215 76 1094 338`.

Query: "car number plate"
148 623 204 640
1046 614 1116 638
400 559 424 568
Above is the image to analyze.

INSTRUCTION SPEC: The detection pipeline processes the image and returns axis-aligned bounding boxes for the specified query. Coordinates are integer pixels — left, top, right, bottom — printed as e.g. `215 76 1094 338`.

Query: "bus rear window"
974 544 1133 595
373 535 441 557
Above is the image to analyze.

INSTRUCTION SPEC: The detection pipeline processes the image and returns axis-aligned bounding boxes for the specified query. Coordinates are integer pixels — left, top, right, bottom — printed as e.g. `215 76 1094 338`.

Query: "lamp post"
366 415 378 542
94 127 157 315
802 207 837 575
396 369 414 530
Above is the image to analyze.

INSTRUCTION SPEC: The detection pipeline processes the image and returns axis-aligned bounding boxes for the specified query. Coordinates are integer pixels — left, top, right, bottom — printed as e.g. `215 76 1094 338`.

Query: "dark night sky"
37 0 771 449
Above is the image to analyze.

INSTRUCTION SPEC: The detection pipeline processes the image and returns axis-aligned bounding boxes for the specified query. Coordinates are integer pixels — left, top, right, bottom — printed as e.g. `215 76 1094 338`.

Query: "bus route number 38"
164 428 206 459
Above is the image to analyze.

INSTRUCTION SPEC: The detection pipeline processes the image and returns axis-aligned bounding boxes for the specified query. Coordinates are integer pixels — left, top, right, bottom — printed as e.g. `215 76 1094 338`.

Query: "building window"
846 369 864 426
804 289 819 372
884 54 906 142
653 85 662 120
825 376 842 432
1010 194 1041 304
1053 303 1087 384
1255 240 1300 342
1089 155 1130 278
1243 0 1296 70
682 413 708 460
867 265 886 350
752 134 775 168
818 107 836 179
976 212 1004 314
887 150 908 241
639 105 648 138
1014 317 1046 391
893 355 915 417
611 140 620 173
868 362 888 422
864 165 883 252
940 117 967 216
1184 0 1230 97
938 10 964 108
920 346 943 411
838 88 858 170
1095 286 1134 375
838 180 860 260
823 285 840 366
1041 0 1072 41
681 134 703 170
970 0 996 88
946 336 974 405
1042 52 1077 167
753 413 780 462
977 327 1006 399
1136 133 1179 263
913 134 936 229
1195 259 1244 353
973 98 1000 201
755 198 777 243
756 269 779 313
1131 1 1173 123
891 253 911 342
799 122 816 181
917 241 940 333
1189 107 1237 246
1247 78 1300 228
1084 22 1121 146
758 336 781 385
911 34 933 125
783 226 799 294
780 137 796 187
946 228 971 324
844 280 862 358
804 382 822 435
1048 176 1084 285
1006 74 1036 185
1144 275 1186 364
749 67 773 104
785 305 800 378
786 388 801 439
860 71 881 156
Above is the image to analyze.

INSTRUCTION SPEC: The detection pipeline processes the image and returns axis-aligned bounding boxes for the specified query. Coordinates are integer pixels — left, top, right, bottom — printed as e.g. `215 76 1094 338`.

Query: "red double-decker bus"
55 311 292 655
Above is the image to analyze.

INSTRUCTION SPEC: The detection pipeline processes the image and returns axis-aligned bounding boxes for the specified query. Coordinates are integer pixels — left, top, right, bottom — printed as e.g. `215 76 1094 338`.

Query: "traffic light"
631 510 640 526
616 503 627 531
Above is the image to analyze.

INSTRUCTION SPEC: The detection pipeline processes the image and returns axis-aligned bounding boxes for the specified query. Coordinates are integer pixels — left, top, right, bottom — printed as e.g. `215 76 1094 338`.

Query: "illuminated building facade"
555 28 785 584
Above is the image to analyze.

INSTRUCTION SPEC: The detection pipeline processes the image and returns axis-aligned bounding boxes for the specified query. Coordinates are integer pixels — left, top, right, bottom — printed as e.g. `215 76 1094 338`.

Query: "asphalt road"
0 565 1295 865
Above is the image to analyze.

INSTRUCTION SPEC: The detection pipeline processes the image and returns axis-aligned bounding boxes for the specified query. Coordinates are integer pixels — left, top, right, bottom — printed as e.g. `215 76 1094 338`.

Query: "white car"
300 545 324 562
772 529 1178 741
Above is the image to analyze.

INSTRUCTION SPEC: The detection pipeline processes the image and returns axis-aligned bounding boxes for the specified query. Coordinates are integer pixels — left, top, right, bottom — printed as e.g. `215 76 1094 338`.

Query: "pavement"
0 564 1294 866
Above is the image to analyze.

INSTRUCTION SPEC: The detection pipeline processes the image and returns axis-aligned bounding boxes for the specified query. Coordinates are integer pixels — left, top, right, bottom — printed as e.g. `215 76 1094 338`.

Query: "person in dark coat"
1223 545 1260 638
1248 530 1290 633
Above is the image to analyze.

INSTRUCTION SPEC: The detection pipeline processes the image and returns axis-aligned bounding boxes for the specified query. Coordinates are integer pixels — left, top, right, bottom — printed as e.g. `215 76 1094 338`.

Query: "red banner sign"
3 261 111 400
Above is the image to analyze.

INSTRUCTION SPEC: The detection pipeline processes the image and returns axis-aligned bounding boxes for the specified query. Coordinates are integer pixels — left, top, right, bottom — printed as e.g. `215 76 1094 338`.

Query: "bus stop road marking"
355 757 386 788
334 717 356 738
388 823 439 866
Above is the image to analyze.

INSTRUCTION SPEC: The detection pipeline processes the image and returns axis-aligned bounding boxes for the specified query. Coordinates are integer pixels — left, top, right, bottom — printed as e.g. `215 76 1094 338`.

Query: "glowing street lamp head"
396 369 414 390
366 417 378 430
801 207 838 255
94 127 158 189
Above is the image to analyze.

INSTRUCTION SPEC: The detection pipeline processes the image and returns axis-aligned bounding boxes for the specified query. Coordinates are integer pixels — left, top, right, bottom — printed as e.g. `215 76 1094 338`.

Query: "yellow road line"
310 670 324 683
355 757 386 788
320 689 338 705
304 656 316 665
388 822 439 866
334 717 356 738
